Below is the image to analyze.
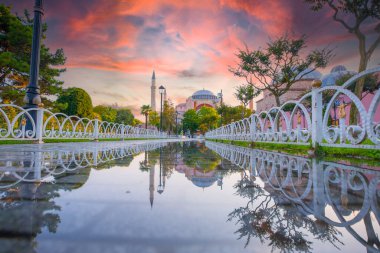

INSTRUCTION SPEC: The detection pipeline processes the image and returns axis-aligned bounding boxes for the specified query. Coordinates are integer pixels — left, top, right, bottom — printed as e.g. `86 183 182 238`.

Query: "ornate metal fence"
206 141 380 252
206 67 380 149
0 106 169 142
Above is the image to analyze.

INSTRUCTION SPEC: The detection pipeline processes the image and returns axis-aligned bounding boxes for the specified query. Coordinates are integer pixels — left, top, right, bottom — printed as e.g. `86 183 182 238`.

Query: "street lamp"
24 0 44 128
159 85 165 132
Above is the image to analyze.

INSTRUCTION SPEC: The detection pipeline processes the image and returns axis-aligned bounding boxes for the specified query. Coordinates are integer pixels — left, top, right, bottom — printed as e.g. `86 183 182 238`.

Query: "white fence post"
36 107 44 143
94 119 99 141
311 80 322 148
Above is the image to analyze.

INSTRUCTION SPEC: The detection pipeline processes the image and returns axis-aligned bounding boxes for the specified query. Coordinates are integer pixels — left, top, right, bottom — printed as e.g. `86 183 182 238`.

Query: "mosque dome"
192 89 218 100
190 176 217 188
321 65 357 87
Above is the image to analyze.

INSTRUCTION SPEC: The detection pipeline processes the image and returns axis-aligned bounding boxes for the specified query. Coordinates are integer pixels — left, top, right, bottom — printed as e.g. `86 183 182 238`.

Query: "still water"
0 140 379 253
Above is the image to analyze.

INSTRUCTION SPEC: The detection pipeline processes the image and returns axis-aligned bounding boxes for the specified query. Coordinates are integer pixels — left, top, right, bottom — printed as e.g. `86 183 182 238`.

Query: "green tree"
115 108 134 125
197 106 220 134
162 101 176 133
149 111 160 129
305 0 380 99
140 105 152 129
56 87 93 118
0 5 66 107
217 104 252 125
234 84 260 119
230 34 332 106
93 105 117 122
132 118 143 126
182 109 199 135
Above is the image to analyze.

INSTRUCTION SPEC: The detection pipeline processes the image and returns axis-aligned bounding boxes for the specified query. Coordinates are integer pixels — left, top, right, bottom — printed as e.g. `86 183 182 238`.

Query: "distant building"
175 89 221 121
255 69 322 112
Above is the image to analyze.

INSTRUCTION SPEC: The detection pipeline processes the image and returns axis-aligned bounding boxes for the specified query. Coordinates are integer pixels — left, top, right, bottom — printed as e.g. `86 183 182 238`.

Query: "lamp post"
24 0 44 126
158 85 165 132
157 148 164 194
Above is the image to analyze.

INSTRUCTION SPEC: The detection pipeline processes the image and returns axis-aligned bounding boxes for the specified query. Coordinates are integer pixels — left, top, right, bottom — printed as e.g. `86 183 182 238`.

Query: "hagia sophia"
150 71 222 122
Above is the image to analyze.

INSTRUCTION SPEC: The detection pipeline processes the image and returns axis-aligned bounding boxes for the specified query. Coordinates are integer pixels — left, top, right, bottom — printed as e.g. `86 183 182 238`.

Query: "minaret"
151 71 156 111
149 165 155 208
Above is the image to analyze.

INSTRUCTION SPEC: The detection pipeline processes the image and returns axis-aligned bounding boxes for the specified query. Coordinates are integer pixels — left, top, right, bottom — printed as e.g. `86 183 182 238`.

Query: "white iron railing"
206 67 380 149
0 106 170 142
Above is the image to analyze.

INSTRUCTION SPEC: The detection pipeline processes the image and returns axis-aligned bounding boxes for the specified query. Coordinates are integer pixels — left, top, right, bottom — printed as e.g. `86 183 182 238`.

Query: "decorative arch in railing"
0 106 172 141
205 141 380 252
206 67 380 149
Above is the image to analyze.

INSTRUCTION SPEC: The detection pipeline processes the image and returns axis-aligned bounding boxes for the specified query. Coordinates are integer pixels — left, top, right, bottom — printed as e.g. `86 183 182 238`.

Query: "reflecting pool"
0 140 379 253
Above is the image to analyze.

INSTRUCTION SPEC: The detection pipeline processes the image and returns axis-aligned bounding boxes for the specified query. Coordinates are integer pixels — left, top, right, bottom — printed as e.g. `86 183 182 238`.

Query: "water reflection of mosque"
147 142 228 207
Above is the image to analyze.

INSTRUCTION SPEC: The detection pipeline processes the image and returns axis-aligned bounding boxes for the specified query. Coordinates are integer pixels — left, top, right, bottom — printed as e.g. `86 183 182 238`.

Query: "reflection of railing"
0 106 170 141
206 141 380 252
206 67 380 149
0 141 168 188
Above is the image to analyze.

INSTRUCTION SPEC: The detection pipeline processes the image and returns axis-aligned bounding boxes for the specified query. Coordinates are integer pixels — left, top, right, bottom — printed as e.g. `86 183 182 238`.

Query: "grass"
206 138 380 161
0 138 160 145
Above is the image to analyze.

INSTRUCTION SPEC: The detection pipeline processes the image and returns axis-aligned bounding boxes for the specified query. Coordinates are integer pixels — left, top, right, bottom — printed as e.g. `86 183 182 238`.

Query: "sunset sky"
4 0 380 118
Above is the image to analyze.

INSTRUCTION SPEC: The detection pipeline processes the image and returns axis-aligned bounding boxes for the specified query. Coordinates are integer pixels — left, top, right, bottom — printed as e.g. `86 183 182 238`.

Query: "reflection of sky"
28 150 376 253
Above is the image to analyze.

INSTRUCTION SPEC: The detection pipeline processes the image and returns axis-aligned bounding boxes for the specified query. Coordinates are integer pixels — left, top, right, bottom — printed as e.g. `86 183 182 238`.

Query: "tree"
149 111 160 129
182 109 199 135
115 108 134 125
234 84 260 118
162 101 176 133
132 118 143 126
93 105 117 122
230 34 332 106
140 105 152 129
217 104 252 125
56 88 93 118
197 106 220 134
0 5 66 107
305 0 380 99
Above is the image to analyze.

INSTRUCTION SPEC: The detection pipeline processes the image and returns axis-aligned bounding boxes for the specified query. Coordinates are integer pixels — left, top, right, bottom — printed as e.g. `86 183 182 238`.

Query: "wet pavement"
0 140 379 253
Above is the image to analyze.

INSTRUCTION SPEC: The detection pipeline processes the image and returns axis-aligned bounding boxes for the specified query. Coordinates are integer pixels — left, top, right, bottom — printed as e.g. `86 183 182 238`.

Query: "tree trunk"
275 95 281 107
242 106 245 119
350 32 368 125
145 114 148 129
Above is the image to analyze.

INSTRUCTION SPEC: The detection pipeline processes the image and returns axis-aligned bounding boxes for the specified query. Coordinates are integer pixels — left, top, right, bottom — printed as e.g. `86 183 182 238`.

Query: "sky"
3 0 380 119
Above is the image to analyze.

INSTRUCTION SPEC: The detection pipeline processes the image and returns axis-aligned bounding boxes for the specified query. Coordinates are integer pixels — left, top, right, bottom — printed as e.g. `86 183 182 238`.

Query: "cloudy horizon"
3 0 380 119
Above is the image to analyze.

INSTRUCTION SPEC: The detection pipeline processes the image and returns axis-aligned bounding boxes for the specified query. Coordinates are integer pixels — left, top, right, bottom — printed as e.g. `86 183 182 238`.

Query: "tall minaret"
149 165 155 208
151 71 156 111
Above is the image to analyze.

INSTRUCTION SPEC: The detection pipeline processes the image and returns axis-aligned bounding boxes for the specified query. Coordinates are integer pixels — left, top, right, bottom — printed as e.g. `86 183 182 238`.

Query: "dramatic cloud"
3 0 379 119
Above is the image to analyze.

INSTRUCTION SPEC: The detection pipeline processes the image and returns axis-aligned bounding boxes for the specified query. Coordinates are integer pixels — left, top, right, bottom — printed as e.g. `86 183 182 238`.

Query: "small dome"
331 65 347 73
192 89 218 100
191 177 217 188
322 65 356 87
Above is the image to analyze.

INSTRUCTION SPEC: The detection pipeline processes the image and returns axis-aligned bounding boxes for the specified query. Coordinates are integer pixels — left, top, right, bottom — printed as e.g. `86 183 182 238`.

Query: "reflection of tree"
182 142 221 172
228 175 343 253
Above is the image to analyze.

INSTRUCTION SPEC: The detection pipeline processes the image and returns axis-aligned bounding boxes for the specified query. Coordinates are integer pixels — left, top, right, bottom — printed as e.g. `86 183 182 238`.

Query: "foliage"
115 108 134 125
132 118 143 126
93 105 117 122
162 101 176 133
197 106 220 134
230 34 332 106
217 104 252 125
234 84 260 118
140 104 152 129
149 111 160 129
0 4 66 107
56 88 93 118
182 109 199 135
